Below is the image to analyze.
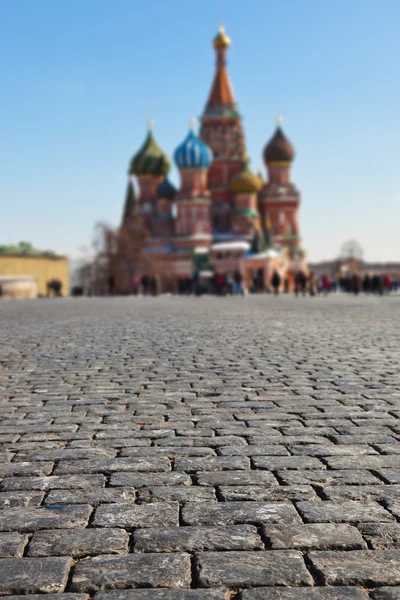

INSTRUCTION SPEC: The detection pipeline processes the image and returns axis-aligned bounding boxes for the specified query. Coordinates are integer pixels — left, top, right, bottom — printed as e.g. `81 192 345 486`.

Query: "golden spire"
189 117 196 131
213 23 231 49
276 115 284 127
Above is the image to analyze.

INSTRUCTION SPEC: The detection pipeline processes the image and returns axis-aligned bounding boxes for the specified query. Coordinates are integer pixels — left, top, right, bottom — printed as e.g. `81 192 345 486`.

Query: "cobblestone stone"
134 524 263 552
308 549 400 585
70 553 191 591
28 528 129 557
0 532 28 557
1 295 400 597
0 556 72 594
241 589 369 599
195 550 313 587
93 502 179 528
182 501 301 525
0 505 92 532
263 523 367 550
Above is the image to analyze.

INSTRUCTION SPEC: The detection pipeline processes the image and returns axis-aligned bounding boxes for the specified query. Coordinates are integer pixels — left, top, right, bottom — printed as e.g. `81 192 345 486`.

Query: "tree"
90 215 172 295
340 240 364 262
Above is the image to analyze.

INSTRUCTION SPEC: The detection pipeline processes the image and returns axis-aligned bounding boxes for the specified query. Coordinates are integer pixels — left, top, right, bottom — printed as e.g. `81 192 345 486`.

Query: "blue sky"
0 0 399 262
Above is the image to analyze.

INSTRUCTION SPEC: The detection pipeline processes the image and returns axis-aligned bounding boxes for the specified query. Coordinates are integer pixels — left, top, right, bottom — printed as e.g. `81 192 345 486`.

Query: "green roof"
235 209 258 217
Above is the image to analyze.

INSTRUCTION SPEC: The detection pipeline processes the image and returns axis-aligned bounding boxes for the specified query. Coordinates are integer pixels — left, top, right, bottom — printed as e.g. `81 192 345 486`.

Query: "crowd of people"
102 271 398 297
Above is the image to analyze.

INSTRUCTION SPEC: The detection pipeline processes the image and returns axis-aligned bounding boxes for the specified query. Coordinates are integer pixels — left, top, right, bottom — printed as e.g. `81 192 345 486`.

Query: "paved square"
0 295 400 598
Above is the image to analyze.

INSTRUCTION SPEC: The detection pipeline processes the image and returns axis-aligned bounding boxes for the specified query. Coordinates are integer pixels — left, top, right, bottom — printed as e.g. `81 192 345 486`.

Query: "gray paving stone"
195 550 313 587
95 591 227 599
70 553 191 591
0 595 89 600
182 501 301 525
252 456 325 470
0 461 54 477
0 532 28 557
0 491 44 507
0 505 92 532
109 472 191 487
370 589 400 599
218 484 317 501
45 488 135 505
196 470 278 486
320 485 400 502
218 444 289 456
358 523 400 549
0 474 105 491
93 502 179 528
277 470 382 486
174 456 250 471
134 524 263 552
120 446 216 457
241 589 369 599
0 556 72 594
28 528 129 557
377 470 400 484
325 456 400 470
54 457 171 475
290 444 377 456
308 549 400 585
138 486 216 503
263 523 366 550
296 500 394 523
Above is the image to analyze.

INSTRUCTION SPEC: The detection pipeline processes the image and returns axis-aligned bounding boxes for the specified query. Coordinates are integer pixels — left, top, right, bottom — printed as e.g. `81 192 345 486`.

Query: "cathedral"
121 25 306 292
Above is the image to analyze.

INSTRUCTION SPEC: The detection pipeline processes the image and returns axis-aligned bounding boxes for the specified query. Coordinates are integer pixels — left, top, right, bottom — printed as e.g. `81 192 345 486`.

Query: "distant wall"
0 255 69 296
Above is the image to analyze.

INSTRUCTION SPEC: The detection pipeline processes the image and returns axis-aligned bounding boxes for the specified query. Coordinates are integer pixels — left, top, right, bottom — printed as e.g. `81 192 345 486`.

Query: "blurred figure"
132 277 140 296
271 271 281 296
141 274 149 295
384 273 392 294
284 278 289 294
192 269 200 296
214 272 225 296
308 272 317 297
362 273 371 294
321 274 331 295
225 273 234 295
233 270 244 296
295 271 307 296
107 275 115 296
352 273 361 295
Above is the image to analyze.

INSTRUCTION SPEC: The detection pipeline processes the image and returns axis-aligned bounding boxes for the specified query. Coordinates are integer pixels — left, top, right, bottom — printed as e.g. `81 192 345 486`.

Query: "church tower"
173 120 213 252
200 25 247 233
128 121 171 232
259 117 301 252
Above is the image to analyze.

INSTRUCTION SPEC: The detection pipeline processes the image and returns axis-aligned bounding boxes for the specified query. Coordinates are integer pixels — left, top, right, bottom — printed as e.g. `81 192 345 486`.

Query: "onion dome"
213 24 231 49
229 160 263 194
129 120 171 177
174 119 213 170
263 116 295 164
156 177 176 201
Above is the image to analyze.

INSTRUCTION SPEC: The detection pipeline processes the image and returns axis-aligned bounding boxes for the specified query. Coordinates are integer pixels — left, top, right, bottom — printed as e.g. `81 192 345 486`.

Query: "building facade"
121 26 306 291
0 254 69 298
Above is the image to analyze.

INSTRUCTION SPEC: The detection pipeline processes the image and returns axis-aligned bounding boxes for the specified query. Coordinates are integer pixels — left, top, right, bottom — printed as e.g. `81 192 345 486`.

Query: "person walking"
321 274 331 295
384 273 392 294
233 270 244 296
362 273 371 294
352 273 361 295
271 271 281 296
308 272 317 297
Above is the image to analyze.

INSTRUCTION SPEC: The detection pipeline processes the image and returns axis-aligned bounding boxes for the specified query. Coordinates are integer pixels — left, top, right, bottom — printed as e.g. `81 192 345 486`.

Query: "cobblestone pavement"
0 295 400 599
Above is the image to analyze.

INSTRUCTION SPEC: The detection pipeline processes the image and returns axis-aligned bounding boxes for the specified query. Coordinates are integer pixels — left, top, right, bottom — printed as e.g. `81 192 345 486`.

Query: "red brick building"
122 25 306 291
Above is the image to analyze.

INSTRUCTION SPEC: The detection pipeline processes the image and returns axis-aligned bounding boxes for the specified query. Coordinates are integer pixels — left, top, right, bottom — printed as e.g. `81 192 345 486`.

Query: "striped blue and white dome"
174 122 213 170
